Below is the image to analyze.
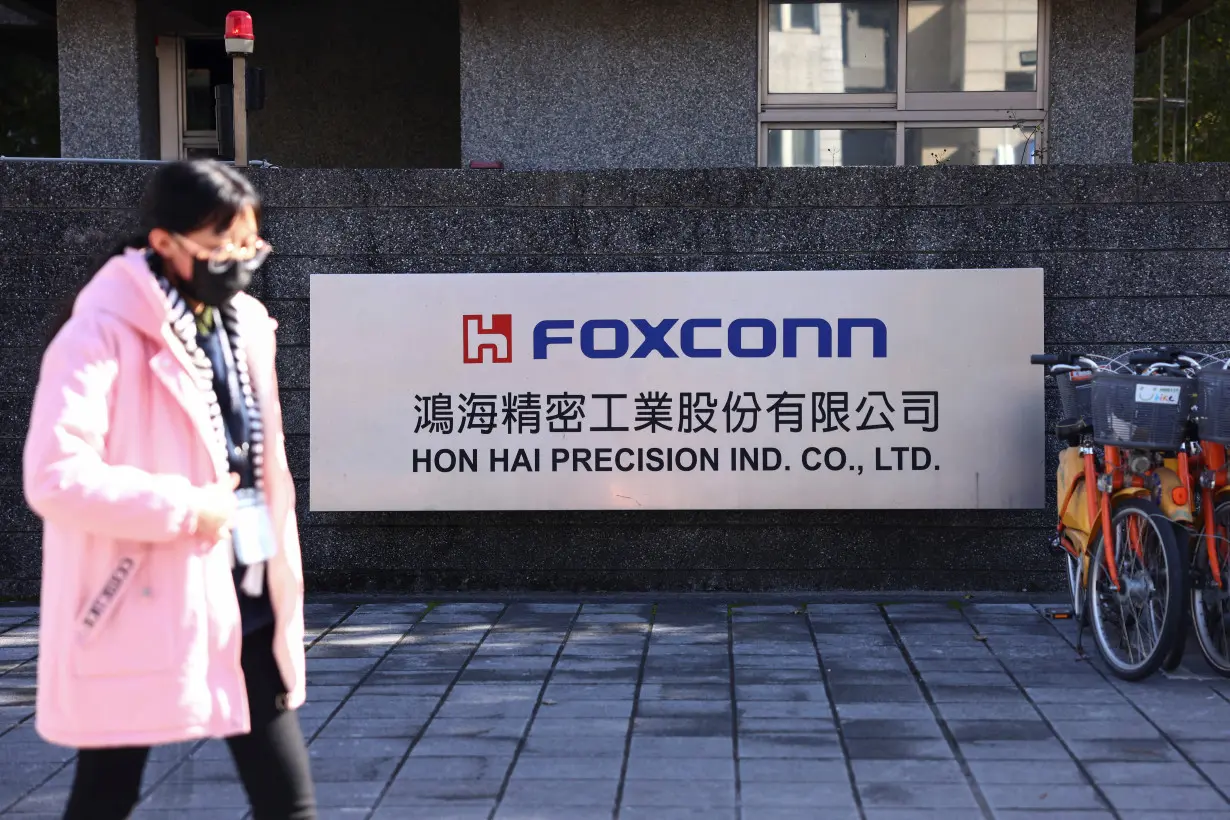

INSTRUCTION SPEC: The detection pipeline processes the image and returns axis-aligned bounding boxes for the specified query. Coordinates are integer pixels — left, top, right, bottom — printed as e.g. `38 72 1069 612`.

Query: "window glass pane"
768 128 897 166
904 126 1037 165
906 0 1039 93
768 2 898 93
184 38 230 132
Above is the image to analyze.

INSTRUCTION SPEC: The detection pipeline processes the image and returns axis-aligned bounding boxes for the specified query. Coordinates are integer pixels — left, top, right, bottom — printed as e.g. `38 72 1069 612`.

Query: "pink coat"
23 249 306 749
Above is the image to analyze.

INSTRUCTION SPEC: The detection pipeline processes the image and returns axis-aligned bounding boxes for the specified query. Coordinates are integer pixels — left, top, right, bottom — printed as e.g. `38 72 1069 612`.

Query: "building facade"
0 0 1213 169
0 1 1223 596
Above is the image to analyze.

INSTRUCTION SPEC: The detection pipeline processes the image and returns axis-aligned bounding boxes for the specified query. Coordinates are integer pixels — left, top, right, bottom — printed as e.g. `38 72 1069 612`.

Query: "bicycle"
1032 351 1186 680
1185 350 1230 675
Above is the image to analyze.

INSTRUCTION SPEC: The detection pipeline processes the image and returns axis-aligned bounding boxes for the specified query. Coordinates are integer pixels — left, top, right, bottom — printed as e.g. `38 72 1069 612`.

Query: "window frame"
758 0 1052 166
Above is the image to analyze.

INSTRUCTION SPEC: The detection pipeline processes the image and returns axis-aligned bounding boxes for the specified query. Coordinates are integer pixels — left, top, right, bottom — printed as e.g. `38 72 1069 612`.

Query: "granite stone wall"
2 161 1229 596
459 0 758 170
56 0 158 159
1047 0 1137 164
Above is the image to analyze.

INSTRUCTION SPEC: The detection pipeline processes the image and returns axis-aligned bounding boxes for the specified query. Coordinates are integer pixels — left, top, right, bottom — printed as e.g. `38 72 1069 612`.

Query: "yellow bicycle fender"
1155 467 1194 524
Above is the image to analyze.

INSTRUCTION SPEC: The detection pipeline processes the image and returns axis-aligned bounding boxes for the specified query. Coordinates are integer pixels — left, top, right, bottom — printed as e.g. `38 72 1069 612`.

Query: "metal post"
232 56 248 167
1184 18 1192 163
1158 34 1166 162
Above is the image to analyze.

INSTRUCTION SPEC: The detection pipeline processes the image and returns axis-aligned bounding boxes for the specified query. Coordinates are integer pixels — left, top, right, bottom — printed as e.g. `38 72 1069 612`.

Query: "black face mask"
177 256 259 307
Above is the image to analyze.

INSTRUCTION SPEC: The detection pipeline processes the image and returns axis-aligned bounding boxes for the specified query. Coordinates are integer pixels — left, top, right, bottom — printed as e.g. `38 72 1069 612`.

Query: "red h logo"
462 314 513 364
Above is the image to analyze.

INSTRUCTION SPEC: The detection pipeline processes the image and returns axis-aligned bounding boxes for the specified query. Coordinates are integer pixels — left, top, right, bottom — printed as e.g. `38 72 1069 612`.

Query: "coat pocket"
71 556 177 679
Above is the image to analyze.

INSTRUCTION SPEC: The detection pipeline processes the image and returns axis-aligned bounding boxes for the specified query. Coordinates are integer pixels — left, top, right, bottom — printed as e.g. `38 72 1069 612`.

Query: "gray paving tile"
738 717 835 734
502 777 618 806
1051 720 1163 741
1177 740 1230 762
138 782 252 810
620 809 737 820
395 755 510 780
936 701 1042 721
980 783 1105 810
967 759 1088 784
420 717 529 739
523 733 627 757
852 758 966 783
844 737 955 760
529 717 628 736
628 735 733 758
839 718 944 739
638 700 730 718
633 716 732 736
533 700 633 719
858 782 980 808
737 757 850 782
862 812 984 820
311 780 386 808
619 778 736 807
960 738 1075 760
1100 784 1230 811
947 720 1058 743
737 701 833 719
834 702 935 720
828 684 923 703
495 805 612 820
737 733 845 759
1066 738 1185 763
1084 760 1209 786
542 683 637 701
372 798 495 818
741 780 857 807
409 737 521 758
314 717 427 738
624 756 736 781
510 755 624 779
739 808 859 820
380 777 505 804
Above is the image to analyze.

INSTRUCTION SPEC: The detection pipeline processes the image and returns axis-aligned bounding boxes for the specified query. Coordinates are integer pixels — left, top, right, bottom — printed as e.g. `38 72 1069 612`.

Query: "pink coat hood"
23 249 306 749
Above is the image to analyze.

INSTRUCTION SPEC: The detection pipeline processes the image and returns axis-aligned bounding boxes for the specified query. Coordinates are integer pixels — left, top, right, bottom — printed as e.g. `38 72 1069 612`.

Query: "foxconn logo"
462 314 513 364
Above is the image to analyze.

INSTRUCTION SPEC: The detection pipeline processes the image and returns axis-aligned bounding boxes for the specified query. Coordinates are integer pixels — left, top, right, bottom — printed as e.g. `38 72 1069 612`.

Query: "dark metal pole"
1158 33 1166 162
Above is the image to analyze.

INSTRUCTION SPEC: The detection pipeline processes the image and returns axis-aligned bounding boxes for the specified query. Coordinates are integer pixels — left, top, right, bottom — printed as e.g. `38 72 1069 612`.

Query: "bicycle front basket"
1090 371 1193 451
1196 368 1230 445
1056 369 1093 421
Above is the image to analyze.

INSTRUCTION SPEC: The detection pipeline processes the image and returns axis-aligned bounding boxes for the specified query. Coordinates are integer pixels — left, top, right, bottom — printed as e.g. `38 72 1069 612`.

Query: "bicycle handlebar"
1030 352 1100 373
1128 347 1204 368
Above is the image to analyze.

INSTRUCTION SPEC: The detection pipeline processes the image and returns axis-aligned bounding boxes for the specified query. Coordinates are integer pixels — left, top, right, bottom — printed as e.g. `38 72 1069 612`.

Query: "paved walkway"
2 598 1230 819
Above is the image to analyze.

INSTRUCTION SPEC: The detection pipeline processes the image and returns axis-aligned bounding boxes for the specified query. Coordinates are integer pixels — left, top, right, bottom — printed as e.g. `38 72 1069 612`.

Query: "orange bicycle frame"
1202 442 1227 590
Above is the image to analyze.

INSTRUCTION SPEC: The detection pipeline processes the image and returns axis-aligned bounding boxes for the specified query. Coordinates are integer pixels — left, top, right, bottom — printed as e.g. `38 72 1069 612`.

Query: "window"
156 36 231 160
760 1 1048 166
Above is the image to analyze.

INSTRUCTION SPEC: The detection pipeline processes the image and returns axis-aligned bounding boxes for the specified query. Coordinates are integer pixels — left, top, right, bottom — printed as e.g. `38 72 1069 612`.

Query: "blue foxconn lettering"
531 318 887 360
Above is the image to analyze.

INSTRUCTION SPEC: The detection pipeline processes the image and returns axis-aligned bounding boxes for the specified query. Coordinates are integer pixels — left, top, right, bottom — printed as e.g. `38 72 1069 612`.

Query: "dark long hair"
44 160 262 350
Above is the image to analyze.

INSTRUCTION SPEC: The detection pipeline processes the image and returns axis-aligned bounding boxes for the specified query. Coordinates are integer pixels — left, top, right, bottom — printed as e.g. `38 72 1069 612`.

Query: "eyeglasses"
174 234 273 274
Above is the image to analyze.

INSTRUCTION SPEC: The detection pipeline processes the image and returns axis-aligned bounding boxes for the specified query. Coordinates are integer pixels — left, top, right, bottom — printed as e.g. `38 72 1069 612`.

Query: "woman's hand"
195 473 240 542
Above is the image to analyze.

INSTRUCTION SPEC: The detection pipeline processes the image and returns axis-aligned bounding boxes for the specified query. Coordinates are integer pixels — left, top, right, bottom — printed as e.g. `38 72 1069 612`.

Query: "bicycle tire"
1087 498 1184 681
1191 500 1230 677
1162 523 1192 672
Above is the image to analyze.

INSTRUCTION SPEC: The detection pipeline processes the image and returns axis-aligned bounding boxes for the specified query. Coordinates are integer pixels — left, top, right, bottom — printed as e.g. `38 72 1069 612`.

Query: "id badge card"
232 488 279 565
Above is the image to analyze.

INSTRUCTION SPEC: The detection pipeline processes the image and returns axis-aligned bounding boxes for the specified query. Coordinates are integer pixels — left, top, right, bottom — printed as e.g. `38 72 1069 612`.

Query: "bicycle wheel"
1191 500 1230 676
1162 523 1192 672
1087 498 1184 681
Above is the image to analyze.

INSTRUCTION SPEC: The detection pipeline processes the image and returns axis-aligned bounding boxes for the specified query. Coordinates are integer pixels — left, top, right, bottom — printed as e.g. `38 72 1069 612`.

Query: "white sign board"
309 269 1045 511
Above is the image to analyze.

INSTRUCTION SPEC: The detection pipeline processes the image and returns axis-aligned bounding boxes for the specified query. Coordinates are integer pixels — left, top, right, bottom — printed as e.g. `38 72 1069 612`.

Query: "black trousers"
62 624 317 820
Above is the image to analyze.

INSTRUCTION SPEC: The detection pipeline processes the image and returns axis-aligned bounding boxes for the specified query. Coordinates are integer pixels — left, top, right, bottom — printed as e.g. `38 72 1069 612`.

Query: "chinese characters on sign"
414 391 939 436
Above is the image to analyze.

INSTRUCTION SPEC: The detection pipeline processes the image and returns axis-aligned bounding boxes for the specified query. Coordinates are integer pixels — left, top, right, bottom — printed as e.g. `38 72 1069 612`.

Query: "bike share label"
1135 384 1181 405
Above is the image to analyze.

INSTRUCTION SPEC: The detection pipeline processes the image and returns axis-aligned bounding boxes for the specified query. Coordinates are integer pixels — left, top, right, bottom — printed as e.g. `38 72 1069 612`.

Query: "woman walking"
23 160 316 819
